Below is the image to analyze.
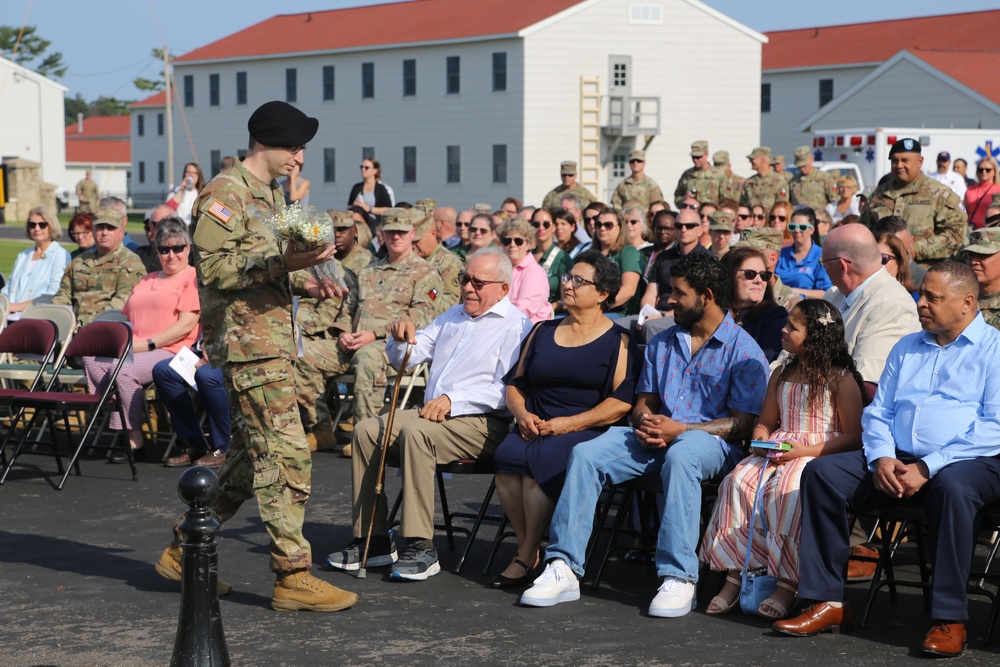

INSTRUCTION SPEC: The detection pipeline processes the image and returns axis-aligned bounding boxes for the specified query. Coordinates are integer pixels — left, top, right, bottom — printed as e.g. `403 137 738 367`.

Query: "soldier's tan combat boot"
155 544 233 596
272 569 358 612
307 420 339 452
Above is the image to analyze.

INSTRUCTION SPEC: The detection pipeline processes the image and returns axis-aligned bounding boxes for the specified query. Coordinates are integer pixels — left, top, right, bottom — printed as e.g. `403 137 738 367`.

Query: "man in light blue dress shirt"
776 261 1000 657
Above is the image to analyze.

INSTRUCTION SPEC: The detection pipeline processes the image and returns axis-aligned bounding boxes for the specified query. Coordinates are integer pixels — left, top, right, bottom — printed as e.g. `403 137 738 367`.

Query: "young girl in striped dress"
699 299 865 619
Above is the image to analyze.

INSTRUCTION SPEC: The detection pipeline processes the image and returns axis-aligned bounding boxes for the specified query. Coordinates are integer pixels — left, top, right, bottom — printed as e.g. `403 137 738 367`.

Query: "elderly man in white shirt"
927 151 967 200
327 246 531 582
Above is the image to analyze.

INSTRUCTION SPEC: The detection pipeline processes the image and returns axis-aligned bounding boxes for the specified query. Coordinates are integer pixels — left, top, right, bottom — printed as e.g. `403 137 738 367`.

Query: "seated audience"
734 205 755 234
590 207 642 317
498 217 551 323
2 205 71 317
876 232 919 302
334 209 374 275
826 176 860 226
707 211 734 259
530 208 572 307
135 205 181 274
768 201 794 248
467 213 496 258
623 203 653 258
964 157 1000 229
698 203 717 249
552 208 582 259
67 212 95 258
962 228 1000 329
412 210 463 314
721 246 788 362
733 227 801 312
775 207 832 299
871 215 926 289
813 209 832 246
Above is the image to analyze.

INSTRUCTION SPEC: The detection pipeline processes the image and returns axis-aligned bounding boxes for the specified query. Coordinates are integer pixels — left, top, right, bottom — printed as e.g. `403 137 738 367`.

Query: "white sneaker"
648 576 697 618
519 559 580 607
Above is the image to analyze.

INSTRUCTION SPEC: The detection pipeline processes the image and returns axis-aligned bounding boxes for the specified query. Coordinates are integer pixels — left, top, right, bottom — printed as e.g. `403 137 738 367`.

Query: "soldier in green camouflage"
75 171 100 214
331 209 373 275
612 149 664 211
714 150 745 203
674 140 725 207
153 101 357 613
53 200 145 329
740 147 789 212
543 161 596 211
772 155 793 184
789 145 838 211
733 226 801 312
859 138 968 268
962 228 1000 330
411 209 463 314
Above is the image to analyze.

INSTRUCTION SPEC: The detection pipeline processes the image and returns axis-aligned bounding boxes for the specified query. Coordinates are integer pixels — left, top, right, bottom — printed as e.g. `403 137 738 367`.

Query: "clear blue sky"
11 0 999 103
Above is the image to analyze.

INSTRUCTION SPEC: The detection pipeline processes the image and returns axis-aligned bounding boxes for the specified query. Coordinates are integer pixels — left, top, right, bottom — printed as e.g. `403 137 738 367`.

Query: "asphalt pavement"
2 444 999 666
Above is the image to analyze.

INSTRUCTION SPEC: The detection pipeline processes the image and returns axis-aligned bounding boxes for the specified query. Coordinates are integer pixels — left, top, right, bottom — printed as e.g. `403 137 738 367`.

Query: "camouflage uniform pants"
293 337 349 430
349 341 390 424
211 357 313 573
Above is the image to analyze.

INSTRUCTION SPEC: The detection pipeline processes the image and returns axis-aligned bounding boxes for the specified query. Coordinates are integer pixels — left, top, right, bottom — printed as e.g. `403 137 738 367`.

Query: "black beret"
889 137 921 157
248 101 318 148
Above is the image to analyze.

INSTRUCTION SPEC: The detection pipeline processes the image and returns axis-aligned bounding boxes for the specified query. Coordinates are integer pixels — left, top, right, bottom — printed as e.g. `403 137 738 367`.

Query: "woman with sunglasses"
775 208 832 299
721 246 788 362
767 201 794 248
875 232 919 302
530 208 573 307
348 158 394 225
497 217 551 323
751 204 767 228
964 156 1000 229
2 205 71 318
467 213 496 257
84 220 201 462
826 175 860 226
590 208 642 316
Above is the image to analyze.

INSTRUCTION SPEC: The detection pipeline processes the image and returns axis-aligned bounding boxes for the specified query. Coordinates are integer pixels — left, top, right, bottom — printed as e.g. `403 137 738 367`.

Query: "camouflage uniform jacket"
789 170 838 211
75 178 99 213
53 243 145 328
296 261 358 339
354 252 442 339
191 160 309 365
542 183 596 211
740 171 789 211
772 275 802 312
338 244 374 277
720 173 746 203
426 243 464 314
612 175 664 211
859 174 968 266
980 291 1000 331
674 166 725 206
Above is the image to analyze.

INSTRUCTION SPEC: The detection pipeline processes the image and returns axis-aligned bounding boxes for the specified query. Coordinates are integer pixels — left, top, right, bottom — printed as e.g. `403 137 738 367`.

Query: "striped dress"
699 377 842 582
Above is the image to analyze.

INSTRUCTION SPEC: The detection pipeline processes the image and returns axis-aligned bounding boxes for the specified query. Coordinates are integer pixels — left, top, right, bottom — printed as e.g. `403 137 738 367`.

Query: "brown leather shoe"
773 602 853 637
847 544 879 582
165 450 194 468
922 622 966 657
192 449 226 468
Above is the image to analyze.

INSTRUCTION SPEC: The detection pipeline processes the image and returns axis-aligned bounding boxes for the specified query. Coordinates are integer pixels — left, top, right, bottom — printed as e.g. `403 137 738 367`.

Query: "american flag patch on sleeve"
207 200 234 224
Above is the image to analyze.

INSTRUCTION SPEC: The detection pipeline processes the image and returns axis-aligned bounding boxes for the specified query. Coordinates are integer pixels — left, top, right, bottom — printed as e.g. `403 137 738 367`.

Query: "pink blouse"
123 266 201 353
510 253 552 324
965 181 1000 229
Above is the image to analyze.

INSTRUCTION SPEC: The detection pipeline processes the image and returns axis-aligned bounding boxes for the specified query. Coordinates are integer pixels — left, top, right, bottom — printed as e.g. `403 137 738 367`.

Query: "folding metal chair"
0 319 61 468
0 304 75 388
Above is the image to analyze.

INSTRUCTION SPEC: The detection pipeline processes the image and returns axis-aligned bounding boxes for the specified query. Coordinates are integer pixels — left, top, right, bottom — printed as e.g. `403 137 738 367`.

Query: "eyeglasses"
625 219 643 225
501 236 526 247
458 271 504 290
69 229 93 238
359 165 372 170
455 221 471 228
283 145 307 155
584 215 599 224
736 214 751 220
679 204 699 210
560 273 596 288
531 221 552 229
469 226 490 235
157 244 188 255
27 221 49 229
594 221 617 230
674 222 700 230
737 269 773 281
629 159 644 164
768 215 787 223
979 167 995 174
752 213 766 220
880 253 899 265
787 223 813 232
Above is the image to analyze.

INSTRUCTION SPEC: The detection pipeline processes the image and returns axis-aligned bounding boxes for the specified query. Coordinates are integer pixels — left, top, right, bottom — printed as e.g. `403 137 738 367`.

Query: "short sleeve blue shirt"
775 243 832 291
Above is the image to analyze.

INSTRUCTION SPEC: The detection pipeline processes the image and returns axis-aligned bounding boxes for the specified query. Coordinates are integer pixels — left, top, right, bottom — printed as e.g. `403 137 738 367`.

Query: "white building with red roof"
64 115 130 209
149 0 765 208
128 91 174 208
761 10 1000 164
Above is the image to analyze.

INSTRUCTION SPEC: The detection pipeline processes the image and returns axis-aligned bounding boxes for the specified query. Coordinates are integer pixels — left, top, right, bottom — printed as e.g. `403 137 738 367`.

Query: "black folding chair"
0 319 61 468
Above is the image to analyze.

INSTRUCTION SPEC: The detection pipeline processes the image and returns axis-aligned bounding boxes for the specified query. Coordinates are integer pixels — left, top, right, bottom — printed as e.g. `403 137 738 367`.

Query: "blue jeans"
546 427 735 583
152 359 231 454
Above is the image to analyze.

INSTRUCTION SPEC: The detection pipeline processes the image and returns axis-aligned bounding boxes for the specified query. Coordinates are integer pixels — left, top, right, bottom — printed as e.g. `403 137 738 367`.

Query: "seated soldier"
962 228 1000 329
411 209 463 313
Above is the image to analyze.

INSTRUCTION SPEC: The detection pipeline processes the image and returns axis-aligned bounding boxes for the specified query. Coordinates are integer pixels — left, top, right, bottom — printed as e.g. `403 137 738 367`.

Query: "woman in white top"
282 161 311 208
2 205 71 318
825 175 861 226
164 163 205 225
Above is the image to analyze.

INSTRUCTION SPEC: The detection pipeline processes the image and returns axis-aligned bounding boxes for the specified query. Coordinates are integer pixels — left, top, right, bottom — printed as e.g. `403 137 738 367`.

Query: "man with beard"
520 252 768 617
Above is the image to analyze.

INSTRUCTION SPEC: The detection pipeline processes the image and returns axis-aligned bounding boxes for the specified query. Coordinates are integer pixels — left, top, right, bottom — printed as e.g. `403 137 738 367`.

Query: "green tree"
0 25 67 78
65 93 89 126
90 96 131 116
134 48 168 92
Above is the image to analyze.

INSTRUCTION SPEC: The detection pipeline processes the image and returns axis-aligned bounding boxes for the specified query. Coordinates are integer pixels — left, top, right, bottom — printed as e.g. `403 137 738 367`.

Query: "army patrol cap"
690 140 708 157
772 154 786 166
473 202 493 214
381 208 414 232
248 101 319 148
328 209 355 229
414 199 437 214
708 210 735 232
93 204 125 229
411 209 434 241
889 138 922 157
964 228 1000 255
560 161 578 175
734 226 782 253
794 146 813 167
747 147 772 160
629 150 646 162
713 150 730 167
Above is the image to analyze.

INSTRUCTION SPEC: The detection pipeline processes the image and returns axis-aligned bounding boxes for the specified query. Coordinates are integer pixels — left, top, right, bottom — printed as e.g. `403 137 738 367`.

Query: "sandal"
706 575 742 616
758 581 797 619
490 558 536 589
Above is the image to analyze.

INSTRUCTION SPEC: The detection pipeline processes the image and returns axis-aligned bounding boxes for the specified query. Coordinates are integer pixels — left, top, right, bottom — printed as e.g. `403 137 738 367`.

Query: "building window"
210 150 221 177
286 68 297 103
628 3 664 24
236 71 247 105
492 52 507 92
209 73 220 106
761 83 771 113
611 153 627 180
446 56 460 95
819 79 833 107
612 61 628 89
362 146 375 160
403 146 417 183
157 113 164 136
139 161 145 184
137 114 144 137
324 148 336 183
362 62 375 99
403 59 416 97
493 144 507 184
183 75 194 107
158 161 165 184
447 146 460 183
322 65 335 101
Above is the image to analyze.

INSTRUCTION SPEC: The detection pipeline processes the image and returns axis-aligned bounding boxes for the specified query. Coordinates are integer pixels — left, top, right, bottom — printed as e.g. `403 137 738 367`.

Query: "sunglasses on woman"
28 221 49 229
458 271 504 290
752 213 766 220
157 244 189 255
769 215 787 223
531 220 552 229
594 221 617 230
787 223 813 232
738 269 773 281
679 203 699 211
880 253 899 265
736 214 751 221
500 237 526 247
979 167 995 174
469 226 490 235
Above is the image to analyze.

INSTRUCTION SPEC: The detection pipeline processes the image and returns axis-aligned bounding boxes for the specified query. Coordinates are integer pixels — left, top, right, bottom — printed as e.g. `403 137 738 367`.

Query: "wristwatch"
147 339 156 351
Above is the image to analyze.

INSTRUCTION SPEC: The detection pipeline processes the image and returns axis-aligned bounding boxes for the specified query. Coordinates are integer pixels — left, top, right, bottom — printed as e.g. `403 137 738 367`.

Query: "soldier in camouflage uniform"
772 155 793 184
75 171 100 214
733 226 801 312
411 209 463 314
789 145 838 211
612 149 664 211
714 150 745 203
53 201 144 329
542 161 596 211
153 101 358 613
741 147 789 212
332 209 373 275
674 140 725 207
859 138 968 268
962 228 1000 330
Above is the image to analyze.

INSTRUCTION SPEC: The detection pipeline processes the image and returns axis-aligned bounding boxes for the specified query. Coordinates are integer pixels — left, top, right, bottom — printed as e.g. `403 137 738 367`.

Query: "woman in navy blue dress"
492 251 638 588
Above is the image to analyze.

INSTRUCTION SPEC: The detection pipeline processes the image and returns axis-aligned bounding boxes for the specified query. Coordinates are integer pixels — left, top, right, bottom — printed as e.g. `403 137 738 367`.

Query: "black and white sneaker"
389 539 440 581
325 535 397 571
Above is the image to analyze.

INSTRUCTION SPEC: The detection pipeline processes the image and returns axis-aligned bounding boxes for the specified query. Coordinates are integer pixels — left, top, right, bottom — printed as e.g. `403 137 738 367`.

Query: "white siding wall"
523 0 763 205
172 38 524 211
760 65 872 162
0 60 67 188
65 164 130 204
130 105 171 207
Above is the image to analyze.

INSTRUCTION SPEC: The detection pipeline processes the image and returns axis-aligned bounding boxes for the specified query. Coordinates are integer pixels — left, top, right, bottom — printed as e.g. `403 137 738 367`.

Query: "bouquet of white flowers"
263 202 346 288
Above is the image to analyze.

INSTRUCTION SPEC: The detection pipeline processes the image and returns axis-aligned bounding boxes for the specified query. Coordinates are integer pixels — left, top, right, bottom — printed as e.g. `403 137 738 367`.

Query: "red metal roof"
173 0 582 63
64 115 130 138
130 90 167 108
763 10 1000 71
66 138 130 164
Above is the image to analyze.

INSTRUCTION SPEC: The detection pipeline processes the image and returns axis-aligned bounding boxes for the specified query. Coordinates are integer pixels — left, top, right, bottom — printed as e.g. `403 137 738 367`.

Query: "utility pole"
164 46 174 189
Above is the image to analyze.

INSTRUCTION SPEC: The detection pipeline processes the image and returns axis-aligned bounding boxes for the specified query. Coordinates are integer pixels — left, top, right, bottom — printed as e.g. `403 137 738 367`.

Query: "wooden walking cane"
358 342 412 579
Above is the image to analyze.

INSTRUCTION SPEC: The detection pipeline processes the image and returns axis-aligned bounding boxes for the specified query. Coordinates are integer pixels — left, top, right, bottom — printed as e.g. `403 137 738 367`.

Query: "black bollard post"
170 466 230 667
